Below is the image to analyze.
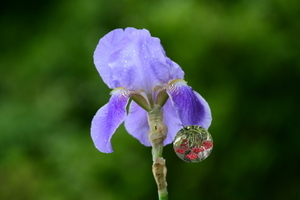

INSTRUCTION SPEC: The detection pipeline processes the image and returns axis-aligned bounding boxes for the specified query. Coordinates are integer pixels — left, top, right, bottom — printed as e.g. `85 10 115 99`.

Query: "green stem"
148 105 168 200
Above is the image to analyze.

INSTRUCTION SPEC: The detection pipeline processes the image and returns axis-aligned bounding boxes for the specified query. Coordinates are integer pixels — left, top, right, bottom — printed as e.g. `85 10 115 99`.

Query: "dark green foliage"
0 0 299 199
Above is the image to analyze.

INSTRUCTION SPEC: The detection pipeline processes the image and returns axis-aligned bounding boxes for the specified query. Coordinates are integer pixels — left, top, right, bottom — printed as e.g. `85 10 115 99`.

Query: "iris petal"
94 28 184 93
162 100 183 145
91 88 130 153
124 101 151 146
93 29 125 89
166 80 212 129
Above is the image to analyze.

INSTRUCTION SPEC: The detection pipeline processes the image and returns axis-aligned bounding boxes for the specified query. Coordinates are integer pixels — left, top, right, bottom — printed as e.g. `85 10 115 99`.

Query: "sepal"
166 79 212 129
91 88 130 153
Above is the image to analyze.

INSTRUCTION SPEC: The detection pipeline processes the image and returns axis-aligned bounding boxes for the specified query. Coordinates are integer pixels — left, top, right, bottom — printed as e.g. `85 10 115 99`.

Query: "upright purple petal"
124 101 151 146
166 80 212 129
94 28 184 93
93 29 125 89
91 88 130 153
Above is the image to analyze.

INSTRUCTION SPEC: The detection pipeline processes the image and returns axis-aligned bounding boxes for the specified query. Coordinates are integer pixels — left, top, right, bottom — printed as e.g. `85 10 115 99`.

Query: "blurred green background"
1 0 299 199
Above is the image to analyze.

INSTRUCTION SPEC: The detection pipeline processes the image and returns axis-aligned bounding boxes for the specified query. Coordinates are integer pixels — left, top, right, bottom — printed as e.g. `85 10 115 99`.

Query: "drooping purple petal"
192 91 212 129
124 101 151 146
166 80 212 129
94 28 184 93
91 88 130 153
162 100 183 145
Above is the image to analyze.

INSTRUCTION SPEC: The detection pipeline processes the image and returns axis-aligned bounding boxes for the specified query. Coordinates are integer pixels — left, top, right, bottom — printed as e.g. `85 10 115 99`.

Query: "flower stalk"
148 105 168 200
91 28 212 199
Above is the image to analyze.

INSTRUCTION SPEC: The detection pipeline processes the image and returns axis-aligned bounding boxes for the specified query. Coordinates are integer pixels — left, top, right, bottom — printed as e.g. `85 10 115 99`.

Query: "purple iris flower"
91 28 212 153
